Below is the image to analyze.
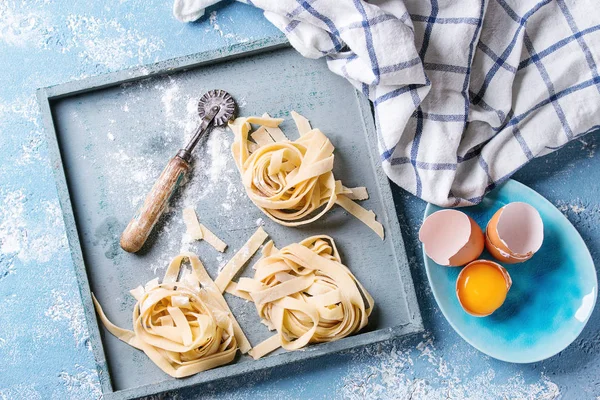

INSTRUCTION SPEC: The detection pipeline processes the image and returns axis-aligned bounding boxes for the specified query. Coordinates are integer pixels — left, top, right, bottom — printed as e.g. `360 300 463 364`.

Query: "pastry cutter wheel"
120 89 237 253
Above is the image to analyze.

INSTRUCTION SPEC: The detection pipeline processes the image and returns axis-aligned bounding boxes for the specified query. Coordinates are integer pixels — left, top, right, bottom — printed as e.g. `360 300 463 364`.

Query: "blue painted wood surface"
0 1 598 398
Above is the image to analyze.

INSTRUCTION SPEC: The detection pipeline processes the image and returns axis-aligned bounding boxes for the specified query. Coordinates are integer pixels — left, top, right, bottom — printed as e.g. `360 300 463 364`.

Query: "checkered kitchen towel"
174 0 600 206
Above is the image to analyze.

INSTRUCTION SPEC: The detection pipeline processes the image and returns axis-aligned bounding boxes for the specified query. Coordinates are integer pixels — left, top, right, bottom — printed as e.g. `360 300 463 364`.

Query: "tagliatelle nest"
229 111 384 239
92 253 248 378
92 227 270 378
226 235 375 359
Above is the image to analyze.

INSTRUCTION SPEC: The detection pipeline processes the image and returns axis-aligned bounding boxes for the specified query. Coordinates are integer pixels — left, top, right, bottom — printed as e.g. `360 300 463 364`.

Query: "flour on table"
45 289 90 347
58 364 102 400
65 15 164 71
209 11 223 37
205 10 250 44
556 199 588 215
0 2 51 49
160 78 180 119
340 332 560 400
0 384 42 400
0 190 67 265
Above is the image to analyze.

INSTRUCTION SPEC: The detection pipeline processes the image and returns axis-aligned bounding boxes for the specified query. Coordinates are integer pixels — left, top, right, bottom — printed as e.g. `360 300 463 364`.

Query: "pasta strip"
224 281 253 301
251 126 274 146
291 110 311 135
248 334 281 360
262 113 288 142
336 196 384 239
342 186 369 201
183 207 227 252
199 225 227 252
229 112 384 238
183 254 252 354
214 227 268 293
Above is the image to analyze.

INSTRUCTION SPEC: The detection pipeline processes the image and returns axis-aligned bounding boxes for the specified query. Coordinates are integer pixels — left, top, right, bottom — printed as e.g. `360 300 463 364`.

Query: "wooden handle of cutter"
120 155 190 253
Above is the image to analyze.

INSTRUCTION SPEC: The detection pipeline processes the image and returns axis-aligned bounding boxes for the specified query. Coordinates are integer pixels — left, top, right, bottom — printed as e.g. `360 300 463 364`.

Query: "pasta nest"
238 123 337 225
93 254 239 378
229 114 384 238
237 236 374 350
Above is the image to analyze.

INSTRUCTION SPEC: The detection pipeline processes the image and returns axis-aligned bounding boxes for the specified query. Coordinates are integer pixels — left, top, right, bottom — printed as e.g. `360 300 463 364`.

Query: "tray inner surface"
50 46 418 392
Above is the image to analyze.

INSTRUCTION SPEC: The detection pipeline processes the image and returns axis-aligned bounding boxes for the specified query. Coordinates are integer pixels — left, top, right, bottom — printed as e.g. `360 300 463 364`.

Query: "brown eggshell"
419 210 484 267
449 216 485 266
485 202 544 264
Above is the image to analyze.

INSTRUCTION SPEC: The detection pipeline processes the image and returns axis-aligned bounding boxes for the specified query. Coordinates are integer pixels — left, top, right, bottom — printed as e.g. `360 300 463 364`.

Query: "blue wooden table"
0 1 598 398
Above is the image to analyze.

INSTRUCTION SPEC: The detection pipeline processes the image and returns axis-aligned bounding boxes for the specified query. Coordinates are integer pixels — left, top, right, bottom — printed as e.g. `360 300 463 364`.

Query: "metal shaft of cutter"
177 105 220 163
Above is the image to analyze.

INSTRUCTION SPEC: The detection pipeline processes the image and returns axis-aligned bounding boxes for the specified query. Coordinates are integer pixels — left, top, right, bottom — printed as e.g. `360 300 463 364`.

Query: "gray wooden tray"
37 36 422 399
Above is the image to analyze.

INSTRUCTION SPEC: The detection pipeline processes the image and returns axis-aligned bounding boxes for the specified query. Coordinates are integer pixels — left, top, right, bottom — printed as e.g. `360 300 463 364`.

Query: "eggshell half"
419 210 484 267
485 202 544 264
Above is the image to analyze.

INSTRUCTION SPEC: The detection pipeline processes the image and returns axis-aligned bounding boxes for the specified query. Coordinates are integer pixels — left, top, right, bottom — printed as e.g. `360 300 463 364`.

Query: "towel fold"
175 0 600 206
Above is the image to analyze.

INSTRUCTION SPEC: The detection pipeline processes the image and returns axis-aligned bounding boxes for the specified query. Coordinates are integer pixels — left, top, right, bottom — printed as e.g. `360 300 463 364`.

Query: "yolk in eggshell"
456 261 510 316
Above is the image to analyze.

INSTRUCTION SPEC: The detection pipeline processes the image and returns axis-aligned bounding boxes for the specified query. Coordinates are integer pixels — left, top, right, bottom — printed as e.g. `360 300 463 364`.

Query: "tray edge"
353 90 423 331
104 324 421 400
36 87 114 394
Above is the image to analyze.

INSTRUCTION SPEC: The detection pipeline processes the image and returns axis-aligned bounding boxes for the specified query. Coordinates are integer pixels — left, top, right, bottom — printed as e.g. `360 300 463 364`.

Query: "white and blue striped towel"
174 0 600 206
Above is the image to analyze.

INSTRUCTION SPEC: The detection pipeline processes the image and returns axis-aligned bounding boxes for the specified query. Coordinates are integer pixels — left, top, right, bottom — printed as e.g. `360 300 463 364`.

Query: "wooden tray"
38 37 422 399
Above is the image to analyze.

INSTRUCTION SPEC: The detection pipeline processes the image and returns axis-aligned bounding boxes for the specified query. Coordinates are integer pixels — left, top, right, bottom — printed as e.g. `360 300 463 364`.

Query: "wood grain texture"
120 156 190 252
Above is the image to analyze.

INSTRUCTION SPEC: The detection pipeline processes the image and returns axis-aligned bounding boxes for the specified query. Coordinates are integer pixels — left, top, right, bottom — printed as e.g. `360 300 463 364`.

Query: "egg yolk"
456 262 509 316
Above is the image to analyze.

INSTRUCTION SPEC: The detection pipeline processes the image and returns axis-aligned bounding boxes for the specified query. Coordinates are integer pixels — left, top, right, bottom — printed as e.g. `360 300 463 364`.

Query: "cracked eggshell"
419 209 485 267
485 202 544 264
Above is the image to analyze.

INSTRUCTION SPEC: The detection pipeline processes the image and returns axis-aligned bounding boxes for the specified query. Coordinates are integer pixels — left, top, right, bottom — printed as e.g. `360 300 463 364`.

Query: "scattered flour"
207 128 231 184
45 289 90 347
237 96 248 108
206 10 250 43
556 200 587 215
0 95 45 167
256 218 264 226
216 255 227 272
0 3 53 48
340 333 560 400
209 11 223 37
0 4 163 71
65 14 164 70
0 190 68 266
578 138 597 158
0 94 40 126
179 232 194 254
57 364 102 400
161 78 180 119
107 132 115 141
0 384 42 400
107 149 156 207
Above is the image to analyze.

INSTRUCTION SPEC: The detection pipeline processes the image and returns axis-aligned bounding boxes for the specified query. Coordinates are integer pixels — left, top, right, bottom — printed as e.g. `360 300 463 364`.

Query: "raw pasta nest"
92 253 243 378
229 112 384 238
234 236 374 354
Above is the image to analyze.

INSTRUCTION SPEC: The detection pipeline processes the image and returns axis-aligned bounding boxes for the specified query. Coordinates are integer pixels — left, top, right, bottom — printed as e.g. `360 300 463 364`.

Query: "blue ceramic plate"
423 179 597 363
